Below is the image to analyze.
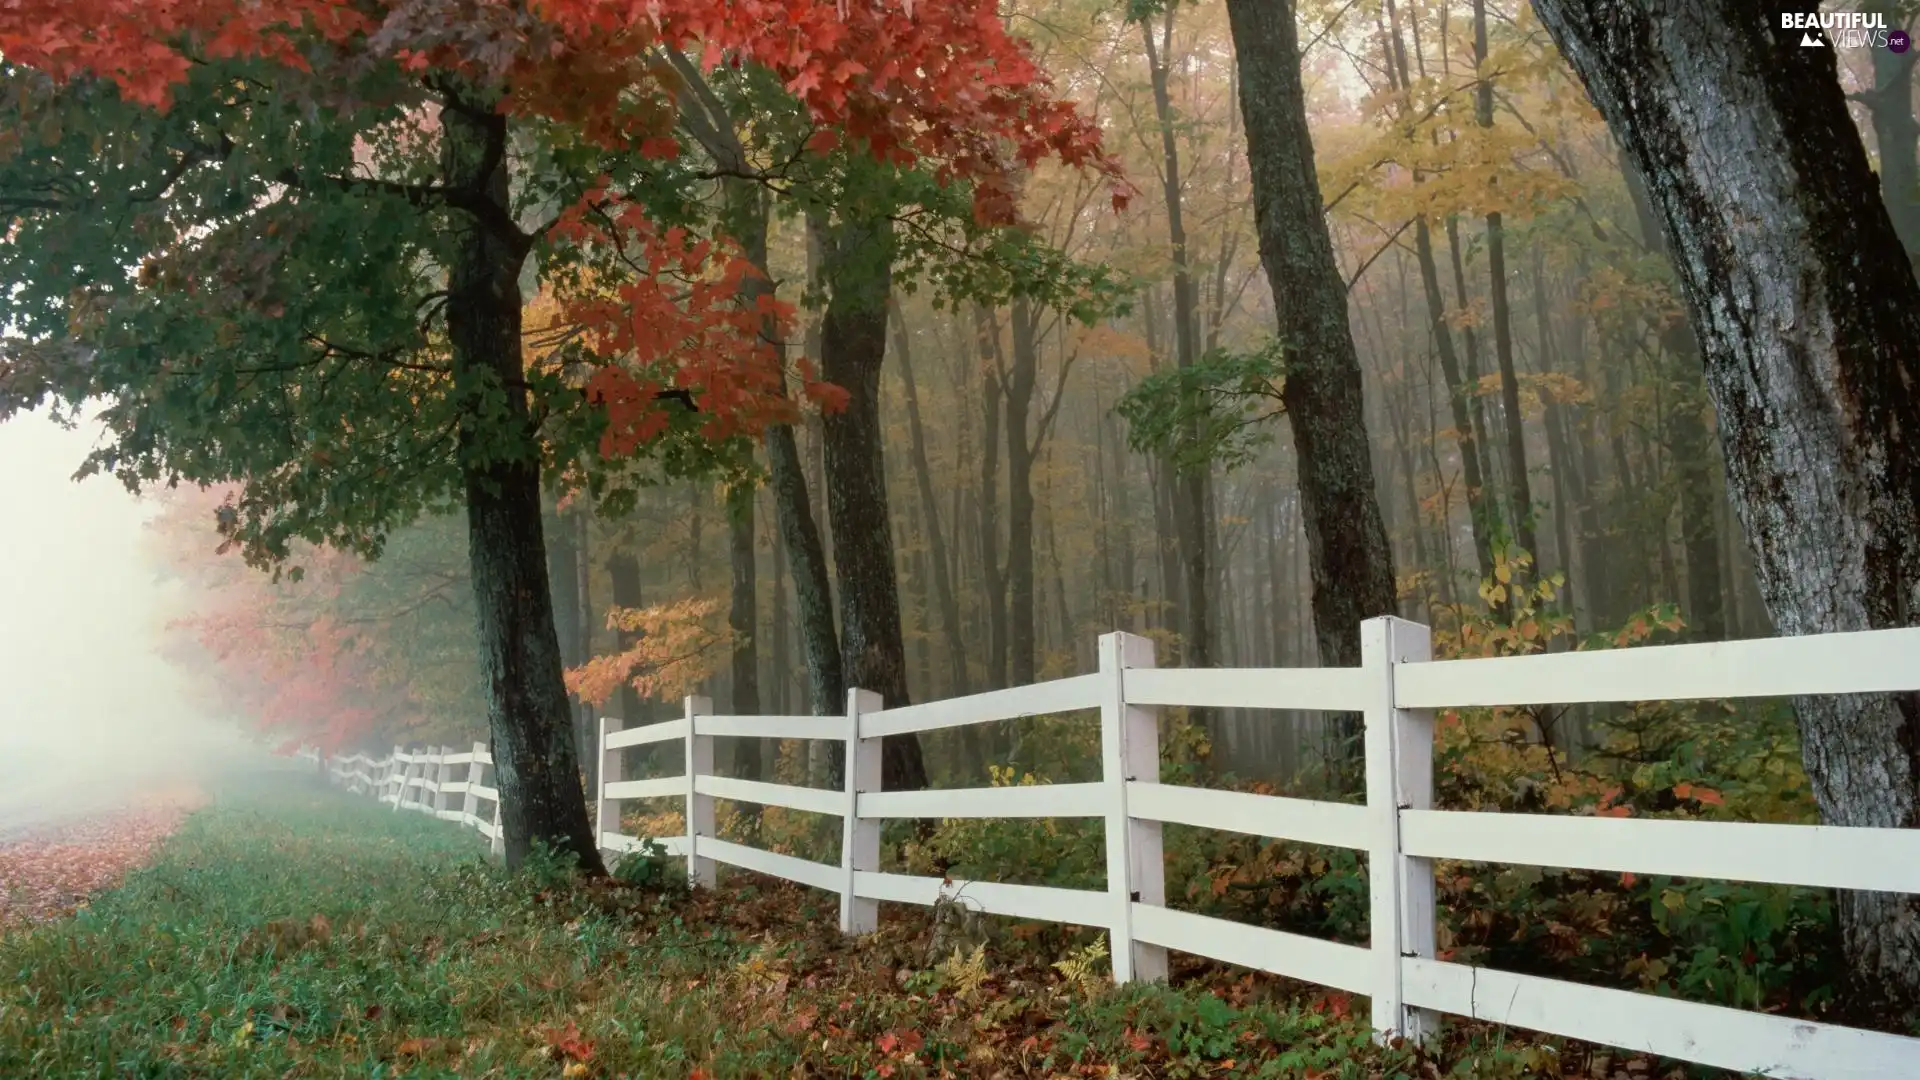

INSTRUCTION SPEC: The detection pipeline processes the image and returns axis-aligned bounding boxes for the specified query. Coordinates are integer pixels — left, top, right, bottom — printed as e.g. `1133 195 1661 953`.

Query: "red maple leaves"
0 0 1120 454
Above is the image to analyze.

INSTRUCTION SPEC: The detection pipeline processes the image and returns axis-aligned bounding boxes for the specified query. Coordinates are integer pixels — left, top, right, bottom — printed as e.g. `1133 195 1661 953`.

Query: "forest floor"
0 778 1715 1079
0 785 204 926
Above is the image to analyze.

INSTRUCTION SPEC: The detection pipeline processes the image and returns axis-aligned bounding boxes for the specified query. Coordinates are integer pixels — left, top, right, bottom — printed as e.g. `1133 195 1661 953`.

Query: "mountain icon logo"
1801 31 1825 46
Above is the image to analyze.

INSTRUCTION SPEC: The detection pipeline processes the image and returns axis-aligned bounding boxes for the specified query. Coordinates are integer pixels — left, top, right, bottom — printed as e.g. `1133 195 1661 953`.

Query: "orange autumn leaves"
543 196 847 458
562 596 730 709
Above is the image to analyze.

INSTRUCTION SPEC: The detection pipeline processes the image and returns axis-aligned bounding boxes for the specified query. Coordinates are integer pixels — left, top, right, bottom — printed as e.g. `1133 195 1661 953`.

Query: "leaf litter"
0 787 203 929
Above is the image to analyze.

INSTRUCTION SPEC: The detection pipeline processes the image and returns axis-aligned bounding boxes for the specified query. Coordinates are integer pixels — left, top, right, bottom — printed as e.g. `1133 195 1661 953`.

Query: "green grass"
0 777 1613 1078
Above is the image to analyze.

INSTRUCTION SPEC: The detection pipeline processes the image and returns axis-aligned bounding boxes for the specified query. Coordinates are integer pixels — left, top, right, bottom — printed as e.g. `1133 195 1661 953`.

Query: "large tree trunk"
441 97 602 875
1225 0 1398 775
1530 0 1920 1014
817 210 929 792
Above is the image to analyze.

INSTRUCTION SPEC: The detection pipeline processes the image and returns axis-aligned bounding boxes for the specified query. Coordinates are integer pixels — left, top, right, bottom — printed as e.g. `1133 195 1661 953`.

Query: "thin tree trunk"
727 480 763 785
1141 9 1216 677
572 512 596 795
1620 152 1729 640
740 200 843 723
1472 0 1537 591
442 93 601 874
1527 249 1577 611
891 305 970 696
605 549 648 726
1005 298 1041 685
975 305 1010 690
768 489 791 715
1532 0 1920 1013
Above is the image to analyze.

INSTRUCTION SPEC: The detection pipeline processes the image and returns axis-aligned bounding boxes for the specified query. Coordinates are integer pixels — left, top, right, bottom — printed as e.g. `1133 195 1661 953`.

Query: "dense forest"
2 0 1916 1034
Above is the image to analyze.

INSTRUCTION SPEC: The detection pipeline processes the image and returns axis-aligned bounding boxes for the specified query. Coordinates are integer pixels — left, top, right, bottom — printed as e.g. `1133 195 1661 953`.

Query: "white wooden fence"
326 617 1920 1079
326 741 505 857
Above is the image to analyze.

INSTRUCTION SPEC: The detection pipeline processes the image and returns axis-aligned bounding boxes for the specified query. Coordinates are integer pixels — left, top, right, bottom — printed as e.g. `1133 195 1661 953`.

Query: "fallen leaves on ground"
0 789 203 928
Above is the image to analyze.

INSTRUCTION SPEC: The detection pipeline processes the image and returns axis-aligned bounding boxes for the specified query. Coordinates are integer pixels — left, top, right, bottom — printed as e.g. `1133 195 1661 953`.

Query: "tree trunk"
727 480 763 783
1473 0 1538 590
1526 251 1579 613
1620 155 1727 640
1531 0 1920 1014
892 303 971 697
1005 298 1041 686
1226 0 1398 776
441 96 602 875
1379 1 1499 594
571 512 597 795
1141 9 1216 678
1416 219 1499 589
768 489 791 715
730 190 842 724
975 305 1010 690
818 210 928 791
605 547 650 732
546 502 589 785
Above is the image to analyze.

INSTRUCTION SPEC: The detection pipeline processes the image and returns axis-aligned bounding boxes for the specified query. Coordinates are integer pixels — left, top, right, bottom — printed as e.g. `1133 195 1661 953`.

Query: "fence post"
684 695 716 888
1099 631 1167 984
840 688 883 935
431 748 451 817
597 715 625 863
390 746 406 810
1361 616 1438 1045
463 741 485 829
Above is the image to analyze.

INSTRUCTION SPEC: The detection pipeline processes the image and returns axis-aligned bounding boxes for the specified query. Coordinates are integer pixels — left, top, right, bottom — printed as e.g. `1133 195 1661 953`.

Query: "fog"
0 407 269 838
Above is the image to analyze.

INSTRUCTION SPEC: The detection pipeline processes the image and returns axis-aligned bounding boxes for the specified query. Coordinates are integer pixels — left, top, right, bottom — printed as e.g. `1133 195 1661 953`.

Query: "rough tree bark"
1529 0 1920 1013
817 210 929 792
441 94 602 874
1225 0 1399 772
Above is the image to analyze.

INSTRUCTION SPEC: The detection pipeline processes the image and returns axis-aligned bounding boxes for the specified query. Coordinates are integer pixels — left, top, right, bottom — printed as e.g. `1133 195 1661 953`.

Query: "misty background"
0 406 266 836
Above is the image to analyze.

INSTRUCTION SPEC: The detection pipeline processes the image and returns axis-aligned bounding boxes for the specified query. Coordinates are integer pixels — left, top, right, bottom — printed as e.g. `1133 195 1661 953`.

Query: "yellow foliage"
936 942 991 1002
565 596 730 706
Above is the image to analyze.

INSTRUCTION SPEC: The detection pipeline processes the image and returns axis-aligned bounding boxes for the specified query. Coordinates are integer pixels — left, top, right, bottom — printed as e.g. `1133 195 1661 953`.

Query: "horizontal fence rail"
324 617 1920 1080
325 741 504 856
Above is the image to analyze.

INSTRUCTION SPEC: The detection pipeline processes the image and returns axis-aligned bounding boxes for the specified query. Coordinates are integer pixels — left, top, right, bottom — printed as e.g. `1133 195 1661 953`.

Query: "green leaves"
1113 338 1288 473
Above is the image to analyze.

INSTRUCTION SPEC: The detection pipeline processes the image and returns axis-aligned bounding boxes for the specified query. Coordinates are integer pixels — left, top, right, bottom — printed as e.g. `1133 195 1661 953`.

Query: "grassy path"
0 777 1607 1079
